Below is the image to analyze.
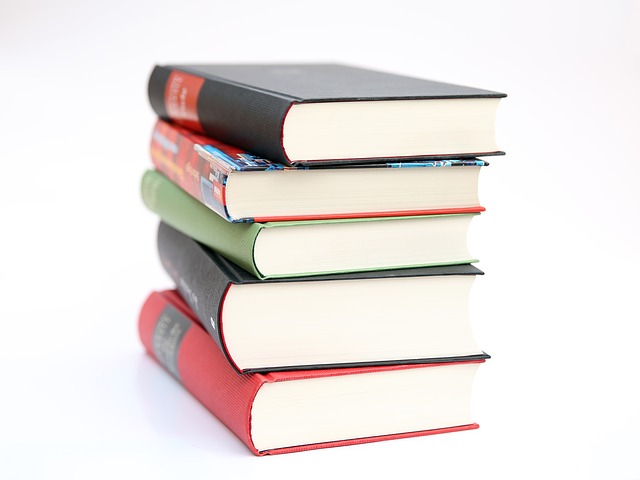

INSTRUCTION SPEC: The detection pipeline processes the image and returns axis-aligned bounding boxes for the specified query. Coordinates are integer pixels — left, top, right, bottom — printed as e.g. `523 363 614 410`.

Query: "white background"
1 1 639 478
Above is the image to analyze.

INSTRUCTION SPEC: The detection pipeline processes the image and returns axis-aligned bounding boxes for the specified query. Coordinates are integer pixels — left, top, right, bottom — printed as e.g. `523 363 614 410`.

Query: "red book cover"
139 290 484 455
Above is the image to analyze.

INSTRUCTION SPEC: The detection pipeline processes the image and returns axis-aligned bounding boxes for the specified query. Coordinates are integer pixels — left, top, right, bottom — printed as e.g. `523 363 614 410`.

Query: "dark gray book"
157 221 489 373
148 63 506 166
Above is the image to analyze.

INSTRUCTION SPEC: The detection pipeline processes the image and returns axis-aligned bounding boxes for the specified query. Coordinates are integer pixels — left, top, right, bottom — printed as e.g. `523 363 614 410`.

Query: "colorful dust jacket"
139 289 485 456
141 169 479 279
149 119 488 223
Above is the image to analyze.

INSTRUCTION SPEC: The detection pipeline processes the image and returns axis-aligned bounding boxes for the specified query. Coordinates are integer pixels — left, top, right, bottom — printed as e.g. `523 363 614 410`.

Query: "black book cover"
157 221 488 373
148 63 506 166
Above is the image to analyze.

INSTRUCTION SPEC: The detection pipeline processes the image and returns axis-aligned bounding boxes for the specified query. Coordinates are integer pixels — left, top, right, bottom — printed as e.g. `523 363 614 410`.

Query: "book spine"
138 290 263 455
141 170 263 278
148 65 295 165
149 119 234 222
156 220 238 361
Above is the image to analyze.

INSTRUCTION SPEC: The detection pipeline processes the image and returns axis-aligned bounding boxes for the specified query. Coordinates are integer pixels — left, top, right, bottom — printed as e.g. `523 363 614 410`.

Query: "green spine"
141 170 264 278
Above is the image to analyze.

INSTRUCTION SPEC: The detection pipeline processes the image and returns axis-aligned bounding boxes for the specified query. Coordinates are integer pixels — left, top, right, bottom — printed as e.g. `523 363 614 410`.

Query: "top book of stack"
148 63 506 166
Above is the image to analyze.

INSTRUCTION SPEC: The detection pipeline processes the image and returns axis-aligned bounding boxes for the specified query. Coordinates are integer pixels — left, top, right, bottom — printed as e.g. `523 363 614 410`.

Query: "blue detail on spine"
198 145 287 172
194 143 488 223
387 159 487 168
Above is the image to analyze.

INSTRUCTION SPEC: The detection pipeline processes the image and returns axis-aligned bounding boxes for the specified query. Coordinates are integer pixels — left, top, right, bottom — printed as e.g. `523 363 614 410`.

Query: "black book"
157 221 489 373
148 63 506 166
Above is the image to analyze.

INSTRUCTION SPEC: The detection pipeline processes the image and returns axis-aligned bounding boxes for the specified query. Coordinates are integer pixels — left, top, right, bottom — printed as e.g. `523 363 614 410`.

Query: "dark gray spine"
148 65 294 165
157 221 230 354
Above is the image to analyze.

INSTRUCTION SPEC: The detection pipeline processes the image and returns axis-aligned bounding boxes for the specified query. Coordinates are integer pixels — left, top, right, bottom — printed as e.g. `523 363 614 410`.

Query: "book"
157 221 488 373
139 289 486 455
141 169 479 279
149 119 488 222
148 63 506 166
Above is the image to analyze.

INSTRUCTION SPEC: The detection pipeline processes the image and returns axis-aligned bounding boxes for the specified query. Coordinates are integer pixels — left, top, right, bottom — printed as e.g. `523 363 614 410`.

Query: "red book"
139 290 485 455
149 119 488 223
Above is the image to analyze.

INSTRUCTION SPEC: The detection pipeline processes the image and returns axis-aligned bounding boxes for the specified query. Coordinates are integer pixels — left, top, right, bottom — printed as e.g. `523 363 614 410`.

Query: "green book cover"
142 170 263 278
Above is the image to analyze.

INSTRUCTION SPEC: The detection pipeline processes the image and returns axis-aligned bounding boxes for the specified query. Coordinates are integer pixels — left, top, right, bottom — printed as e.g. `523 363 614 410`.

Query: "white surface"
1 1 639 478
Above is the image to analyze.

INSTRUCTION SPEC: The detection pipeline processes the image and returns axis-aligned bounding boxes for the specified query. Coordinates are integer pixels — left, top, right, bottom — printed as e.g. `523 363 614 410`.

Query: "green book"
141 170 479 280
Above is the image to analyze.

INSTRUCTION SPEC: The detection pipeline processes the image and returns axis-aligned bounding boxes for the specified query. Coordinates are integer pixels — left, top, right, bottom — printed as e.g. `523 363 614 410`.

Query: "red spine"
150 120 224 209
139 290 263 454
163 70 205 133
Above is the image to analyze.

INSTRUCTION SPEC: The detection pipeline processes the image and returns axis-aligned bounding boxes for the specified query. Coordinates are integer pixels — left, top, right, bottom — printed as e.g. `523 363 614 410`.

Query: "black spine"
243 353 491 374
147 65 295 165
157 221 230 355
196 76 293 165
148 66 171 118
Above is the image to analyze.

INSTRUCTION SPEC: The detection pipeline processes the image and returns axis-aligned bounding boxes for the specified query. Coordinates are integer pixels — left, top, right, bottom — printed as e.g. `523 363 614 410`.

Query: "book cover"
148 64 506 165
139 289 484 456
141 170 261 277
149 119 488 223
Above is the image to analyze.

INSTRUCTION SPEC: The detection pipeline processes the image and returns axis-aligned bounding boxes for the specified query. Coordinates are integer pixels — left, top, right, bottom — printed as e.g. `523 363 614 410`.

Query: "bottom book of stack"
139 289 487 456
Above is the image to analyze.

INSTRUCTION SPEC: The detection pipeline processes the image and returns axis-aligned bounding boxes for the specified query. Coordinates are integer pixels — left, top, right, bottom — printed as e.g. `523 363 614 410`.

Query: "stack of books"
139 63 505 455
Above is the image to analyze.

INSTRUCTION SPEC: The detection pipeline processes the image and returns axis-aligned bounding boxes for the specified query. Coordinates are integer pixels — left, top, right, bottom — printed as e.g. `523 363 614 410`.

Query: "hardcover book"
149 119 488 223
157 221 488 373
148 64 506 166
141 170 479 279
139 289 485 455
